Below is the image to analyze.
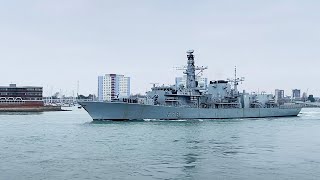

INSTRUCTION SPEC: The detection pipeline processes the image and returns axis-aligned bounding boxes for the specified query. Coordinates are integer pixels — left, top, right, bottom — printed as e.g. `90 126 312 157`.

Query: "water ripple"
1 108 320 179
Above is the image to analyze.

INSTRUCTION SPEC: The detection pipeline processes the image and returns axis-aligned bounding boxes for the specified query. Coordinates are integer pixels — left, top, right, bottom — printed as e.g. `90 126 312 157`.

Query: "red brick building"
0 84 44 108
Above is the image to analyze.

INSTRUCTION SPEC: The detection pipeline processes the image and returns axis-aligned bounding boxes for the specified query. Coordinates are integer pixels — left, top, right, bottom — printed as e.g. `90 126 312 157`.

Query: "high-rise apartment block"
98 74 130 101
292 89 301 99
275 89 285 101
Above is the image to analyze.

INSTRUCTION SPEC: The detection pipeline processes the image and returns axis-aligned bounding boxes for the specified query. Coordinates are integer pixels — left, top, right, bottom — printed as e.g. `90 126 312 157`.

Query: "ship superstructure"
80 50 302 120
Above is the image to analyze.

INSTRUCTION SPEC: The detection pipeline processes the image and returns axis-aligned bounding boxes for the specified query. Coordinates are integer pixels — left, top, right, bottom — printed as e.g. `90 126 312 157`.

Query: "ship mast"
228 66 245 96
185 50 197 89
175 50 208 90
234 66 238 94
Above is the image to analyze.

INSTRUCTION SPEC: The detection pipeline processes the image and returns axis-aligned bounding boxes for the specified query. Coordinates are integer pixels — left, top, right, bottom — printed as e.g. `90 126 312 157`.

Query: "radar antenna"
174 66 208 74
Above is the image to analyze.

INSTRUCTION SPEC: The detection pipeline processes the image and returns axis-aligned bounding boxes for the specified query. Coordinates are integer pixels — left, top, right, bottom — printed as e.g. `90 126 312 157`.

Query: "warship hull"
80 102 302 120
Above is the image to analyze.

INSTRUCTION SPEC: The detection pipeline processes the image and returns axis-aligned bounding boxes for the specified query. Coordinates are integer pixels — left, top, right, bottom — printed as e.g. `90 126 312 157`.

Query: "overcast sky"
0 0 319 96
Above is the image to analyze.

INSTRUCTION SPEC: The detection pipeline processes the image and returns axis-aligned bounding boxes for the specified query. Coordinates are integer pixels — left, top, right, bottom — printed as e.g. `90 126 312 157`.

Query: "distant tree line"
77 94 96 100
308 95 315 102
47 92 96 100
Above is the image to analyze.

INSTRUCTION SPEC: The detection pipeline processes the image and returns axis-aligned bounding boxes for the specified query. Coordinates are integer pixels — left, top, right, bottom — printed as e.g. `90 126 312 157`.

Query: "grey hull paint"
80 102 302 120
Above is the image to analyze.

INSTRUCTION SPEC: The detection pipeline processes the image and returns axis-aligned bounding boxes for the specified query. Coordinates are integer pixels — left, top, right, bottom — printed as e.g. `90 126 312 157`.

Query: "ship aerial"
80 50 302 121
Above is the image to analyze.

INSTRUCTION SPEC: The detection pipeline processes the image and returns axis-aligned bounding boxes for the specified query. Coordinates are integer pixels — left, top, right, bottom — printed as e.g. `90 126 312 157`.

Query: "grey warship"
80 50 302 120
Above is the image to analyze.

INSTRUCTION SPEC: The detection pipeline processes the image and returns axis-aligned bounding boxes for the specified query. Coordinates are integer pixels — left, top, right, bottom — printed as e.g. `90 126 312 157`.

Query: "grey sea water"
1 108 320 180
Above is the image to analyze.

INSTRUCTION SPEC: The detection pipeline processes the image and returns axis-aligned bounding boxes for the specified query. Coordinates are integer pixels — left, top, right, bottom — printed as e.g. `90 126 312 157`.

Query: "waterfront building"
292 89 301 100
275 89 285 102
0 84 43 107
98 74 130 101
175 75 208 89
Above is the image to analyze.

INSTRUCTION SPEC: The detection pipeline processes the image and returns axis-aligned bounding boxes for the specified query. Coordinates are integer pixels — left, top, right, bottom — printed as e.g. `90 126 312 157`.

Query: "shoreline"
0 106 71 112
